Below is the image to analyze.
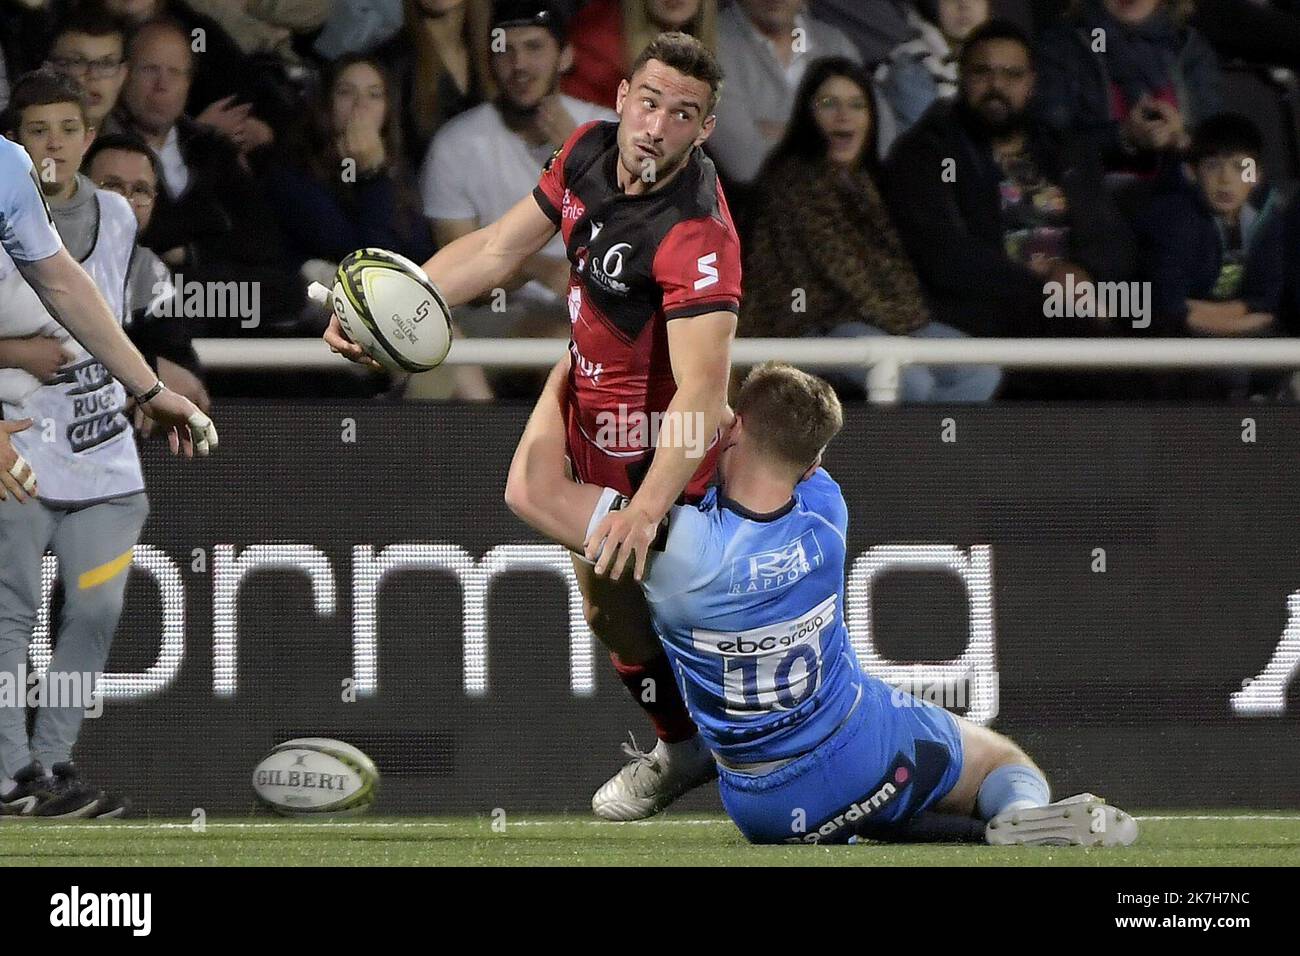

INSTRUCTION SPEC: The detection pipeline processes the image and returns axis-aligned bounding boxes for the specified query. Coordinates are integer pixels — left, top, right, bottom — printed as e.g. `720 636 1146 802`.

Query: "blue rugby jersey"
637 469 862 764
0 138 63 268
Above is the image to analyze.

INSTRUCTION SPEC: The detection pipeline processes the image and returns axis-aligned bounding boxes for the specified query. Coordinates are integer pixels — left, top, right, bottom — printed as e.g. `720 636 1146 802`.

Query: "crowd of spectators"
1 0 1299 402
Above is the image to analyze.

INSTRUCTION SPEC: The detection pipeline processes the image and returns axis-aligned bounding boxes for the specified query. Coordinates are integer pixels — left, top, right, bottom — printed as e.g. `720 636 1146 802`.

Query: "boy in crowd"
1137 113 1291 397
45 9 129 137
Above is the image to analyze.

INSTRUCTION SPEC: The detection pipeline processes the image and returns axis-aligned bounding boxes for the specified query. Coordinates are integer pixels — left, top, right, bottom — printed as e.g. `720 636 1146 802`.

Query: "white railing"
193 337 1300 404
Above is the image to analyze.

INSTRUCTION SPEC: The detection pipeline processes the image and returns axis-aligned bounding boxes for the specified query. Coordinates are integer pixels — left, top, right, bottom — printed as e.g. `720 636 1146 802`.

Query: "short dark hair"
7 67 89 130
83 131 162 182
735 362 843 472
51 8 127 44
1190 112 1265 164
629 31 723 112
959 19 1035 71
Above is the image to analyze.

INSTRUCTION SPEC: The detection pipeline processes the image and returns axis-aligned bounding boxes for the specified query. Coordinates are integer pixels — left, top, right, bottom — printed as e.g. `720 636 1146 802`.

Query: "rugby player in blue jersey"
507 358 1138 846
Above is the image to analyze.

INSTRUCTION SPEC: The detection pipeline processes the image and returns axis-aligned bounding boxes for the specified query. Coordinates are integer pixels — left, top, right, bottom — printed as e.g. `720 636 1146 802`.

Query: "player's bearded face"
615 62 714 188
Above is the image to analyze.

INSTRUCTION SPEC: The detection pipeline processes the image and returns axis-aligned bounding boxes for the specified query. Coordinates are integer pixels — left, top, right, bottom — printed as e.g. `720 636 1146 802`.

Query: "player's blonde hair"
735 362 843 472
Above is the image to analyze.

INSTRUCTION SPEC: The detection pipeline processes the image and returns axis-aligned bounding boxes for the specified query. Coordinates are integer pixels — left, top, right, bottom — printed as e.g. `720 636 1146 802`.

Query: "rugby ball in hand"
331 248 453 373
252 737 379 817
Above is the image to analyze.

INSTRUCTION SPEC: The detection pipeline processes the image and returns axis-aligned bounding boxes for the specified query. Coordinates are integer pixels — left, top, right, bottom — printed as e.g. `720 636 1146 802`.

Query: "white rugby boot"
985 792 1139 847
591 734 718 822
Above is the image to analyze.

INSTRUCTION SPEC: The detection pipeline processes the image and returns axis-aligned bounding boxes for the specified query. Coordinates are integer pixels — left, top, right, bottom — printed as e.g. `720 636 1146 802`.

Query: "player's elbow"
503 468 539 527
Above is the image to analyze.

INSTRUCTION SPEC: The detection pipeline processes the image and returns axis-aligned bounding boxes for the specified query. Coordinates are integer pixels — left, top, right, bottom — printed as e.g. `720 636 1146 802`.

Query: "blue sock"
975 764 1051 821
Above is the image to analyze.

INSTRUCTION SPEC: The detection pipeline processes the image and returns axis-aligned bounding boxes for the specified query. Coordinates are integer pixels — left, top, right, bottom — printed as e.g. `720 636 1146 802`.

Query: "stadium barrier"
193 337 1300 403
59 402 1300 815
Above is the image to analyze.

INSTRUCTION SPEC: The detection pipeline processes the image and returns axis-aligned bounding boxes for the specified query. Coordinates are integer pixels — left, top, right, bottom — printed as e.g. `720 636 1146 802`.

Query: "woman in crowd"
740 57 1001 403
877 0 990 136
379 0 492 169
562 0 717 109
264 54 434 270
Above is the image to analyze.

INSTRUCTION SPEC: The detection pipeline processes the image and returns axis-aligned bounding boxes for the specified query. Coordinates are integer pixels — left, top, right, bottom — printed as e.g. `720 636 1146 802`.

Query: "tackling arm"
586 310 734 580
504 355 605 553
626 310 735 523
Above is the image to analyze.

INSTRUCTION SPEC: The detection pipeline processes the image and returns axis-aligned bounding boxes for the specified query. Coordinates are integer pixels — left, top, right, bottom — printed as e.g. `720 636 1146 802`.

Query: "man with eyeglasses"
883 19 1138 396
103 15 308 332
45 10 128 136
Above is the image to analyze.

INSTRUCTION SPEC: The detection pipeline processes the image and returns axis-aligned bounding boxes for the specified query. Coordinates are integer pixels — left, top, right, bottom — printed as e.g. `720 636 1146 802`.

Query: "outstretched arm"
420 193 560 307
16 248 159 395
15 250 217 456
325 193 559 364
504 355 604 553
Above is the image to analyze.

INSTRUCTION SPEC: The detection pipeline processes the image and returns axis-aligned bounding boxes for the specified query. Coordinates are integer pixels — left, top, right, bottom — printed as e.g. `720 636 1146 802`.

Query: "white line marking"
1136 815 1300 822
6 814 1298 833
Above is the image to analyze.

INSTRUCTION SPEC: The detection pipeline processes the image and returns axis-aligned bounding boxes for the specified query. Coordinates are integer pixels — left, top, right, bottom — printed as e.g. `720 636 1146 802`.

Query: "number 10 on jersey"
694 594 838 715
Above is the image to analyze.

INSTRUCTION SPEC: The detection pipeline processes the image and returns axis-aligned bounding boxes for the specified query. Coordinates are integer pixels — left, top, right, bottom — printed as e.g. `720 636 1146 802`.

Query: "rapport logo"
49 886 151 936
730 530 823 595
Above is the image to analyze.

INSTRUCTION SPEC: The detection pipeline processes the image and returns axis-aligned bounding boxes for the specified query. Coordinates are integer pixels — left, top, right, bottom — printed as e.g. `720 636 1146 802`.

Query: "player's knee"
981 732 1036 776
962 723 1034 780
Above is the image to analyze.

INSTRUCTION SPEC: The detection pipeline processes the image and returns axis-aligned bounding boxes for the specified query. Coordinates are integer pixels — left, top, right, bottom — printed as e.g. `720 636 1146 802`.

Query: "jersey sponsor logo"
561 188 585 222
784 752 914 844
586 241 632 294
729 530 823 595
692 593 836 714
567 284 582 324
693 252 719 291
569 340 603 384
695 593 836 657
64 359 111 395
68 410 129 453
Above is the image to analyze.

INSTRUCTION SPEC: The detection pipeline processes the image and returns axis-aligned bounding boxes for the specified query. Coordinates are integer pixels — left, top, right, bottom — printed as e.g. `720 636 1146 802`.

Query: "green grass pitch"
2 812 1298 866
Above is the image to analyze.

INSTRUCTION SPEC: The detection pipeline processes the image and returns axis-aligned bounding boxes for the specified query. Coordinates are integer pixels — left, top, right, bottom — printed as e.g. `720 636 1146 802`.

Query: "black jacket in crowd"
125 115 306 331
1136 180 1292 331
882 98 1138 338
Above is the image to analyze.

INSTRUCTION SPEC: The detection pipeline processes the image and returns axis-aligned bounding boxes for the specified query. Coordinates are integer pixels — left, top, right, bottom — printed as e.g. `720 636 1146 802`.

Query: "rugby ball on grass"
330 247 453 374
252 737 379 817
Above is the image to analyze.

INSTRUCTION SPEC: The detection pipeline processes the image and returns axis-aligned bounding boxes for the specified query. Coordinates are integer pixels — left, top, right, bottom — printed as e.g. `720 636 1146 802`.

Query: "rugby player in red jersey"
325 21 741 820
